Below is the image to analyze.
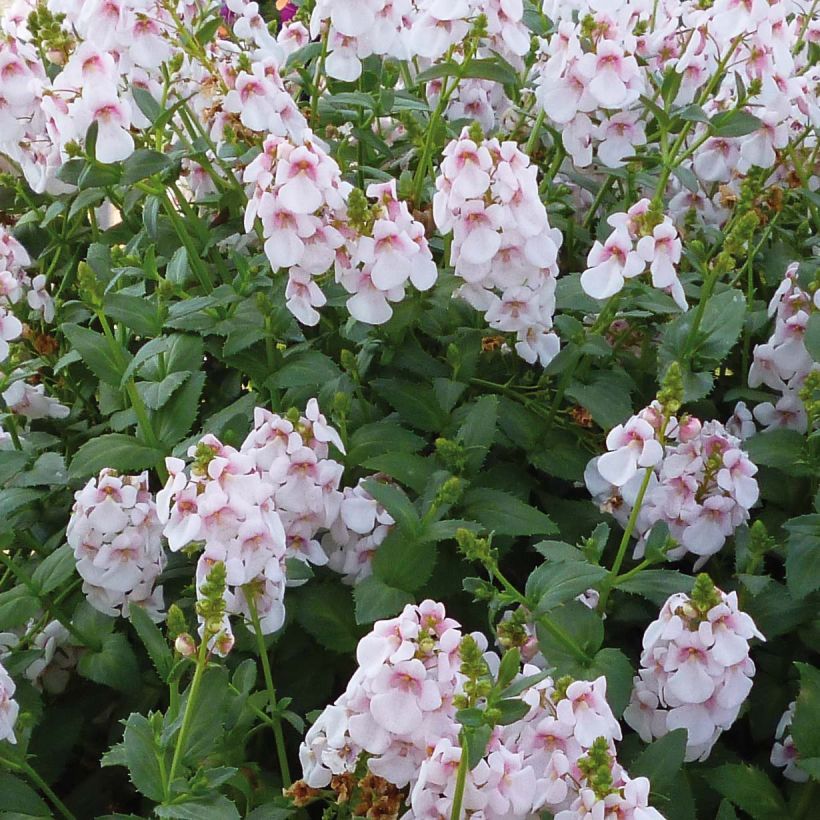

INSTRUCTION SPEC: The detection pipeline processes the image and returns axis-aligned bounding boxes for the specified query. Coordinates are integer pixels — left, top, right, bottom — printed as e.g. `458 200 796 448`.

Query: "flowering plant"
0 0 818 818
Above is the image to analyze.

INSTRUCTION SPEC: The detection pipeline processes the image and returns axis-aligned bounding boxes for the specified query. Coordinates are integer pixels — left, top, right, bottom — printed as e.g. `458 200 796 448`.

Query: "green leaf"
535 601 603 672
347 421 425 466
630 729 687 790
69 434 163 479
362 452 435 494
458 395 498 472
710 109 763 138
465 724 493 768
13 452 67 488
62 323 131 386
0 488 42 521
0 587 40 631
587 647 634 717
32 544 75 594
156 796 242 819
785 516 820 598
372 530 437 592
0 771 51 817
716 800 739 820
121 149 173 184
697 288 747 361
526 561 608 613
354 576 414 624
805 312 820 361
497 648 521 688
361 478 420 535
131 86 161 123
129 604 174 682
566 372 633 429
295 582 359 653
745 429 812 475
268 350 342 389
156 371 205 447
705 764 786 819
104 293 163 336
373 379 448 433
78 632 140 691
415 58 518 87
461 488 556 537
792 663 820 759
615 570 695 604
121 713 165 802
136 371 190 410
166 247 190 286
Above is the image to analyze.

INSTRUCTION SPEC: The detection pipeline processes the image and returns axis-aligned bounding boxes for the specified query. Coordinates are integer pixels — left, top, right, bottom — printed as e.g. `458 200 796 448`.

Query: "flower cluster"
770 701 808 783
434 128 563 366
586 405 759 566
67 469 166 621
311 0 530 83
748 263 818 433
580 199 686 309
624 576 764 762
245 136 436 326
533 0 819 193
338 180 437 325
1 227 52 360
158 399 345 650
324 478 395 585
300 600 665 818
0 619 81 695
0 657 19 744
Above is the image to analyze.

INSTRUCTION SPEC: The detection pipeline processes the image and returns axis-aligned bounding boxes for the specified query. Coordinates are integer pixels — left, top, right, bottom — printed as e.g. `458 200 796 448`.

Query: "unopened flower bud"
174 633 196 657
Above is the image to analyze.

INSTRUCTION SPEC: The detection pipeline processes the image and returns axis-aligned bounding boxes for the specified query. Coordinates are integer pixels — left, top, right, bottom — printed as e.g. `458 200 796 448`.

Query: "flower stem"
246 591 291 787
599 466 654 611
525 109 545 156
450 736 469 820
165 635 209 795
7 757 76 820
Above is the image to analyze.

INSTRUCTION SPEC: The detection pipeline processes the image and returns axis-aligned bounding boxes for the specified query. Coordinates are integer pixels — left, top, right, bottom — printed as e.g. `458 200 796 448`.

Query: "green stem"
166 636 209 795
491 562 591 663
0 551 100 650
3 757 76 820
450 737 469 820
598 466 654 611
310 30 329 128
525 109 546 156
246 591 291 787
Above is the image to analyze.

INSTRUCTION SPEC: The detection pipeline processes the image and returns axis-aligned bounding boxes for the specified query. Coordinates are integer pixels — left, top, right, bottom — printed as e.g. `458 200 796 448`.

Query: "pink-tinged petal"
581 259 624 299
666 657 715 704
278 175 323 214
265 231 304 269
96 124 134 164
370 690 421 735
597 446 638 487
460 226 501 265
666 702 715 745
341 495 377 534
347 289 393 325
638 439 663 467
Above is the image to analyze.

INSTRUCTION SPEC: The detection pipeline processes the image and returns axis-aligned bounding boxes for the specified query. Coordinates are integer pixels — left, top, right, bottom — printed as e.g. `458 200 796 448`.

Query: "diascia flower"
770 702 809 783
0 657 19 744
434 128 563 366
67 469 166 621
624 576 764 762
299 600 666 818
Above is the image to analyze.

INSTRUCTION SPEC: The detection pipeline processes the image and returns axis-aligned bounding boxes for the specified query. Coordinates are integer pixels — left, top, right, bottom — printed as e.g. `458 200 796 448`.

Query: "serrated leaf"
156 371 205 447
136 371 190 410
784 516 820 598
129 604 173 681
104 293 163 336
121 149 173 184
705 764 786 818
0 771 51 817
361 478 419 534
268 350 341 389
62 323 130 386
372 379 448 433
615 570 695 604
458 395 498 472
121 713 165 802
371 529 437 592
630 729 688 790
527 561 608 613
295 582 359 653
353 576 413 624
78 632 140 691
346 421 425 466
32 544 75 594
362 452 435 494
461 488 556 537
792 663 820 759
69 434 163 479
